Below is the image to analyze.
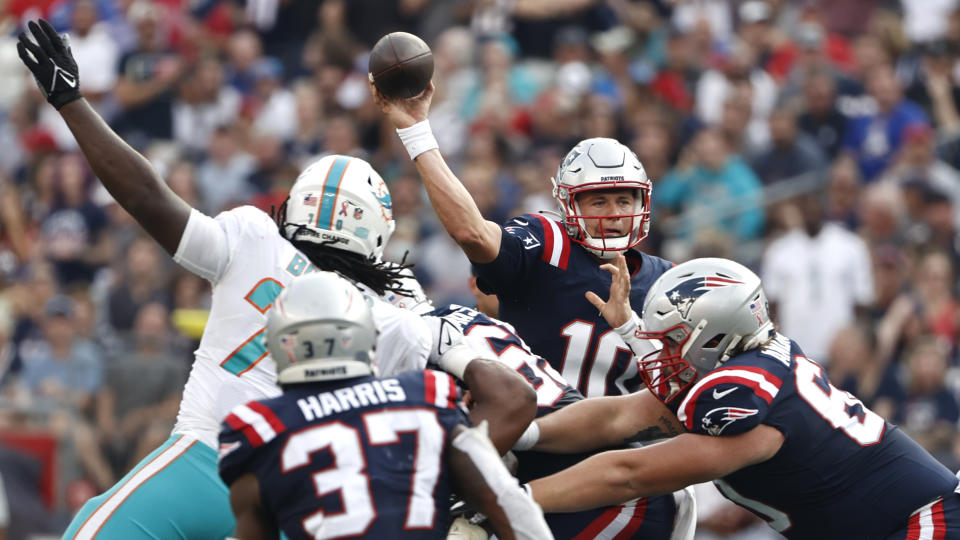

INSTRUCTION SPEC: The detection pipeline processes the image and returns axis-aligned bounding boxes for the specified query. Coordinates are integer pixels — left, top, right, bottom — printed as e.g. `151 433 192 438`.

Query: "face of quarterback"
575 188 637 239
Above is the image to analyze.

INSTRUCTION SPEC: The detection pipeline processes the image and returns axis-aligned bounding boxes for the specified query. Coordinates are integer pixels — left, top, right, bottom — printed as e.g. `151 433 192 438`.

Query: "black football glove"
17 19 82 110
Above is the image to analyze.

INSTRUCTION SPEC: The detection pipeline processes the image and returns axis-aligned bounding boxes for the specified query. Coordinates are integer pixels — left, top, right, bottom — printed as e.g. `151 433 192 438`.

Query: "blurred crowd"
1 0 960 537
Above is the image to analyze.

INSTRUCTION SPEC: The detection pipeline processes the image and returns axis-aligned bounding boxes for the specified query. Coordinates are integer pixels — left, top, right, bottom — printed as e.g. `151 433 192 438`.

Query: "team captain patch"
505 226 541 250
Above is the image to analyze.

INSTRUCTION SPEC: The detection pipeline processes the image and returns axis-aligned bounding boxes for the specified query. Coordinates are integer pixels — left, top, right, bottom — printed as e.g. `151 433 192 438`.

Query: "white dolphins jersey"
171 206 431 450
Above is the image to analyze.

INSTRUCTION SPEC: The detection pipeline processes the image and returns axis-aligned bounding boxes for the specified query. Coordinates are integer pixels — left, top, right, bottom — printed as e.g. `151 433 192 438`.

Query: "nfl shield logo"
354 207 363 220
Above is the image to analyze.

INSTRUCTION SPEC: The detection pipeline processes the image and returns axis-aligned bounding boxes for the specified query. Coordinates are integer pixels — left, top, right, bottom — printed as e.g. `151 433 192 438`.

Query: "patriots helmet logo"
665 276 743 318
702 406 758 436
280 334 299 362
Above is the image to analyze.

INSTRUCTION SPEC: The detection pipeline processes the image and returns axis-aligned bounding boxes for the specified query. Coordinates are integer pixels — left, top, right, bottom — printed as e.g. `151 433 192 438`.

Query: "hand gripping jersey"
472 214 673 397
675 333 959 539
172 206 431 450
218 370 467 540
426 305 677 539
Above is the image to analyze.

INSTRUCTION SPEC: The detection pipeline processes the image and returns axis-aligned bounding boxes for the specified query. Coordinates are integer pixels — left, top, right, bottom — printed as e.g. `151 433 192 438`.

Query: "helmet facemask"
552 138 652 259
637 319 745 403
560 183 651 259
636 258 776 404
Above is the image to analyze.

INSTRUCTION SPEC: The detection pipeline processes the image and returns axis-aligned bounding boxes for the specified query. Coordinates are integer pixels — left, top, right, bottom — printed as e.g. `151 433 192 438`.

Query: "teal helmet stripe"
315 156 352 229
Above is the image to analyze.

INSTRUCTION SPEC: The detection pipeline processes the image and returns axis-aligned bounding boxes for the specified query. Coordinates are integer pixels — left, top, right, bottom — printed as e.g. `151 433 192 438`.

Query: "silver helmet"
551 138 651 259
637 258 775 403
284 155 396 261
266 272 379 384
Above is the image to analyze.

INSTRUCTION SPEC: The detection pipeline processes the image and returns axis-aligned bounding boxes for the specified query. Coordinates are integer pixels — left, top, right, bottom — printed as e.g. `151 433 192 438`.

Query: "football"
368 32 434 100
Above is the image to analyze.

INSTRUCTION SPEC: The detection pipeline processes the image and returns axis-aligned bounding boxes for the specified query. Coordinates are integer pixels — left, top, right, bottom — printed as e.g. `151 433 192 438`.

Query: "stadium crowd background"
0 0 957 537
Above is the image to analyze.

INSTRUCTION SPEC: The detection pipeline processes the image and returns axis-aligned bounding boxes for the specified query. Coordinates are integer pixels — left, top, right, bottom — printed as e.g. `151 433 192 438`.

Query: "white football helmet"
551 138 651 259
266 272 379 384
637 258 775 403
284 155 396 261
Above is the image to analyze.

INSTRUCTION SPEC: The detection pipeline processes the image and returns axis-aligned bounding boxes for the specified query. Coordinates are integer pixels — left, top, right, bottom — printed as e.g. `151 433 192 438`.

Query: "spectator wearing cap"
842 64 930 180
880 122 960 228
113 2 183 144
750 107 827 184
14 293 116 491
17 295 103 411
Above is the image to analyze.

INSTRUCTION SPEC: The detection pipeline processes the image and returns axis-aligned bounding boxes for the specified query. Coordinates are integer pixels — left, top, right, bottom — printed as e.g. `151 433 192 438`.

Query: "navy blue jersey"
428 304 583 414
428 304 675 538
473 213 673 397
673 333 959 539
427 304 595 483
218 370 468 540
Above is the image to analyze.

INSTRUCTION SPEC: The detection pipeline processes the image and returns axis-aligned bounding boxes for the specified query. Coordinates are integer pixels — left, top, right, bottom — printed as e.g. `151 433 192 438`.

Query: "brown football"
369 32 434 100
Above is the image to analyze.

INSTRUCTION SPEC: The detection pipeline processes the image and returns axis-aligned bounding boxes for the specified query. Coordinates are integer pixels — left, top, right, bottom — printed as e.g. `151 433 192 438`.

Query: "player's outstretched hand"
369 78 435 129
17 19 82 110
585 252 633 328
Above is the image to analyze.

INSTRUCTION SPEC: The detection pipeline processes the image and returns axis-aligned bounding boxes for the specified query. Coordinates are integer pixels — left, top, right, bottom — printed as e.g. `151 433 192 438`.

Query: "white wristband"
512 421 540 451
614 311 646 357
613 311 640 339
396 119 439 160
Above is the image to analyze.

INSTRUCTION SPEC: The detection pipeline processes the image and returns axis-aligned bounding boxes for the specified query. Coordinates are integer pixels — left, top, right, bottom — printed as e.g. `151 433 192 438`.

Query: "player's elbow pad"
453 422 554 540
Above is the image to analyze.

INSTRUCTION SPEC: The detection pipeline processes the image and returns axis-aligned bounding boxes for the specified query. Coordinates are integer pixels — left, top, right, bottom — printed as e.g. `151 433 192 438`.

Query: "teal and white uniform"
64 205 432 539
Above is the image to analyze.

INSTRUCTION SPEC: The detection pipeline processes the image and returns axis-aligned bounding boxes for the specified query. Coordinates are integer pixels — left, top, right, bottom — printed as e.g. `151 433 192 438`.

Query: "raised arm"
18 19 191 255
527 389 683 453
530 425 785 513
372 83 502 263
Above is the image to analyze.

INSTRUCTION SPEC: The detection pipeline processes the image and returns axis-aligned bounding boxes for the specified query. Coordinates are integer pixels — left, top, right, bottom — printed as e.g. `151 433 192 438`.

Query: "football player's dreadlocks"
272 199 415 298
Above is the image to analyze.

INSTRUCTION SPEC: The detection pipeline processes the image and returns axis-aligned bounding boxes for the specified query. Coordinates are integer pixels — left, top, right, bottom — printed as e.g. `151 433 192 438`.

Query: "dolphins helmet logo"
665 276 743 318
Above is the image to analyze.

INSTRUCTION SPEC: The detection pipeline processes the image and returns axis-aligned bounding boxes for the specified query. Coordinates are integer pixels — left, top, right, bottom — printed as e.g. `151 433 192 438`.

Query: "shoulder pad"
677 365 783 436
